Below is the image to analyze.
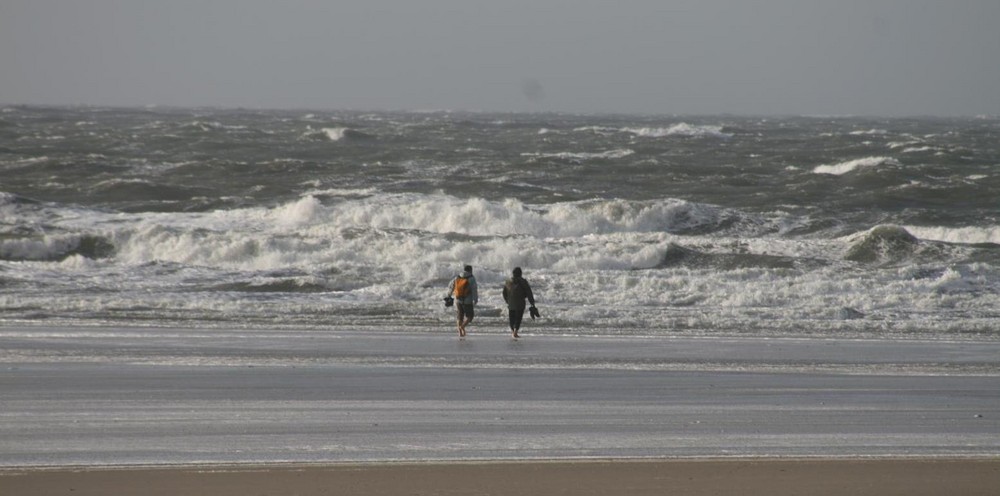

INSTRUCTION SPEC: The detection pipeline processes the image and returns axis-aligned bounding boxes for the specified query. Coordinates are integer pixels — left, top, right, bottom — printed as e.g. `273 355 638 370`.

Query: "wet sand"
2 327 1000 465
3 458 999 496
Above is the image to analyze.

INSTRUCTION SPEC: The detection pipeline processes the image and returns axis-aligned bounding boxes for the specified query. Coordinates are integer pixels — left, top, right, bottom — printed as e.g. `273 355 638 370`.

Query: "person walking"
502 267 538 339
447 265 478 338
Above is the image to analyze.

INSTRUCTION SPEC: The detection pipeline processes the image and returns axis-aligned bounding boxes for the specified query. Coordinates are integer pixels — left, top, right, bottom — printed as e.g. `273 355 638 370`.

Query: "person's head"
464 265 473 274
512 267 522 277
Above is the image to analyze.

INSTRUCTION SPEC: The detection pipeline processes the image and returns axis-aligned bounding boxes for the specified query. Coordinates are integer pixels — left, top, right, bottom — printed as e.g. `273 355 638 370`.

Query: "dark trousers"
508 306 525 331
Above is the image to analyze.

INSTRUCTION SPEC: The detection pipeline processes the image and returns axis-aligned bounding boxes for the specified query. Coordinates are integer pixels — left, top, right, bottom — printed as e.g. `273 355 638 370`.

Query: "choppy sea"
2 106 998 337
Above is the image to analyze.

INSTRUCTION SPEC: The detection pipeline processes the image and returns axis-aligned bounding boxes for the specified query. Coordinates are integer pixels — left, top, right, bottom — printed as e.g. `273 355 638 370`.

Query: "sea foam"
904 225 1000 246
521 149 635 161
812 156 900 175
623 124 731 138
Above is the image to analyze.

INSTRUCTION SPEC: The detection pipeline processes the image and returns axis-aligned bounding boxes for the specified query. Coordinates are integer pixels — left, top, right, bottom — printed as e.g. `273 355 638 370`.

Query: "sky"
1 0 998 116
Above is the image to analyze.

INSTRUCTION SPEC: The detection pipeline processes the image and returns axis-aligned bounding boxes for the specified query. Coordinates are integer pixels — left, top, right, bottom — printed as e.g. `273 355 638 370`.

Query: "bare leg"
509 307 523 339
456 305 468 338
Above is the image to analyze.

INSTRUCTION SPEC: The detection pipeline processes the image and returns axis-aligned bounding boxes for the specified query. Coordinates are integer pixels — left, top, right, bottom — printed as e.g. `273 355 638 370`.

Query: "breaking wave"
302 127 376 141
622 124 731 138
812 156 900 175
573 123 731 139
0 234 115 261
905 225 1000 246
521 149 635 161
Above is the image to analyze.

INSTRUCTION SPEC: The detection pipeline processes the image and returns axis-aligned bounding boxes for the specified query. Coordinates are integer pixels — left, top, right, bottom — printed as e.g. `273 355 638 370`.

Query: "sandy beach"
3 458 999 496
2 326 999 494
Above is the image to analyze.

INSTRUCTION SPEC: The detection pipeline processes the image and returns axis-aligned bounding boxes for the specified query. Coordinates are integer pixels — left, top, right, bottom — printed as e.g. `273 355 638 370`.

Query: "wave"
572 125 618 134
211 278 335 293
181 120 250 133
657 243 805 270
89 179 204 202
572 124 731 138
904 225 1000 246
521 149 635 161
840 224 1000 265
622 124 731 138
844 225 920 264
812 156 900 175
310 194 768 238
55 194 777 276
0 191 38 206
8 193 999 335
1 156 52 169
304 127 377 141
900 146 937 154
0 234 115 261
849 129 889 136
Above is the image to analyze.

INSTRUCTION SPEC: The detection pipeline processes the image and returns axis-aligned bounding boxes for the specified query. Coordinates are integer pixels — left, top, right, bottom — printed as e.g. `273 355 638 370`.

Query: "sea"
2 105 999 338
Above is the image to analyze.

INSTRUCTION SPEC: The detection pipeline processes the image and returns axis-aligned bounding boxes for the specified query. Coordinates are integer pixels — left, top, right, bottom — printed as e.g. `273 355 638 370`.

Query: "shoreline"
4 457 999 496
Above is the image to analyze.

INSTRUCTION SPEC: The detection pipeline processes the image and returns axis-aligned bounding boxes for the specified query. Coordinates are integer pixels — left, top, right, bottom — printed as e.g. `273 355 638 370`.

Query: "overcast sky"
2 1 998 115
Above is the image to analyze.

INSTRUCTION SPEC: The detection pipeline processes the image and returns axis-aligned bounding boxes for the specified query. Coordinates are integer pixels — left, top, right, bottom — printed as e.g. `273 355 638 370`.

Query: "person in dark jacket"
502 267 538 339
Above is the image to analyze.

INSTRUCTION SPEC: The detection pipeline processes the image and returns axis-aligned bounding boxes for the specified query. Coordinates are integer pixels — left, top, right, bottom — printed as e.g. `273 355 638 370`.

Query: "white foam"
92 178 157 189
0 234 83 261
7 189 999 336
623 124 731 138
55 194 747 277
273 195 323 226
901 146 935 153
521 149 635 161
812 156 900 175
303 187 380 198
322 127 349 141
2 156 50 167
571 124 730 138
0 191 20 205
904 225 1000 245
572 126 618 134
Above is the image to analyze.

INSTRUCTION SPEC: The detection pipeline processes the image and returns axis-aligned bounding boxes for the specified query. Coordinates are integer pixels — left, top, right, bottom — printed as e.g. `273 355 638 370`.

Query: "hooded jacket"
502 275 535 310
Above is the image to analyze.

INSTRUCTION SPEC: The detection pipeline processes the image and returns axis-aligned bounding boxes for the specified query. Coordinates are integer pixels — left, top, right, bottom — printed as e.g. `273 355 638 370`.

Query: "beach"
2 325 999 495
4 458 1000 496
